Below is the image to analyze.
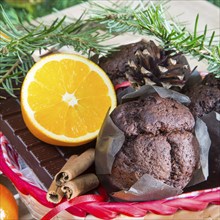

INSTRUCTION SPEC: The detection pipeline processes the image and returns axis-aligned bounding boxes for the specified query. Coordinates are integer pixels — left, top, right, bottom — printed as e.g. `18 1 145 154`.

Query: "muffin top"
108 95 199 190
111 94 195 136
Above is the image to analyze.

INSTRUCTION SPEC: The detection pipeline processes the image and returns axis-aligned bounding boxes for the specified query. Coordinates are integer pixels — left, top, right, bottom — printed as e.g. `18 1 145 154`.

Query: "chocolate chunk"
0 91 95 189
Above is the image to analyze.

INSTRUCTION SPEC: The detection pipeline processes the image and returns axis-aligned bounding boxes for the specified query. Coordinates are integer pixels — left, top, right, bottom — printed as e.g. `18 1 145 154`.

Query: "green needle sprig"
1 1 220 97
0 7 113 97
89 1 220 76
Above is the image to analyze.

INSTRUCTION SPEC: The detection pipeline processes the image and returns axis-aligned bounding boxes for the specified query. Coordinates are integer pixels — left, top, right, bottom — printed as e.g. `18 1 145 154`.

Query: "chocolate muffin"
108 95 200 190
183 73 220 191
185 73 220 117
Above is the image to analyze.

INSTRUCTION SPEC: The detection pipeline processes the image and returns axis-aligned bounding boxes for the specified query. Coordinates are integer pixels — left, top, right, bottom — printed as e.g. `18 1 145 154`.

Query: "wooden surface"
1 1 219 219
43 0 220 34
41 0 220 36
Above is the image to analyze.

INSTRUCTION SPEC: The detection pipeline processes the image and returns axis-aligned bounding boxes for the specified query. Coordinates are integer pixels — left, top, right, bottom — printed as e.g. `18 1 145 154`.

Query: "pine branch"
0 6 114 97
1 0 220 98
89 1 220 76
0 59 20 84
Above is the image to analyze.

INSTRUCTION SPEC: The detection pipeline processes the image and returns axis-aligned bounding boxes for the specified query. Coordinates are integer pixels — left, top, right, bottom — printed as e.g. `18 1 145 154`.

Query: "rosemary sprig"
89 1 220 76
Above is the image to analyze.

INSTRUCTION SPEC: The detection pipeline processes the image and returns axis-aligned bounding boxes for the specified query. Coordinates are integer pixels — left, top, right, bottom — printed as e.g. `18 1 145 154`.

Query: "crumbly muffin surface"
109 95 199 190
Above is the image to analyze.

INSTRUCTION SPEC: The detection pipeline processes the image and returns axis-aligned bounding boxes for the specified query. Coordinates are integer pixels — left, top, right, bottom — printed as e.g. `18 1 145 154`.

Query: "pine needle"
0 6 114 97
0 0 219 97
89 1 220 76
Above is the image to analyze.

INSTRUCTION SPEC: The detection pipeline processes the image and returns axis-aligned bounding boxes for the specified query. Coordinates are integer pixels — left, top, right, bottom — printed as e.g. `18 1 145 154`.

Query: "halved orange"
21 54 116 146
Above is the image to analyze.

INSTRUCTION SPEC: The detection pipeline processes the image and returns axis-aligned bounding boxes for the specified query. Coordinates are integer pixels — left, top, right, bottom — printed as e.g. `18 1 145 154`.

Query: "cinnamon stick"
61 173 99 200
55 148 95 186
46 180 64 204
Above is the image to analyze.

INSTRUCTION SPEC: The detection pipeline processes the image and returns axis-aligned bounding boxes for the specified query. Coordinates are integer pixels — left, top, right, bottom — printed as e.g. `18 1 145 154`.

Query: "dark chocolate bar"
0 91 95 189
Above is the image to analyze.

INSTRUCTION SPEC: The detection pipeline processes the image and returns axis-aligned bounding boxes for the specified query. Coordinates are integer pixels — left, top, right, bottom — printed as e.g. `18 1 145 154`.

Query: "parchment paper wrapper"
95 85 211 202
180 71 220 192
183 72 220 191
185 111 220 191
201 112 220 181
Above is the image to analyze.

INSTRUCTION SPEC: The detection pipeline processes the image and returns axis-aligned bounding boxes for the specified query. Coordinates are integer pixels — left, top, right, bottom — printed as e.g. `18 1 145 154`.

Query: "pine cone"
99 39 191 92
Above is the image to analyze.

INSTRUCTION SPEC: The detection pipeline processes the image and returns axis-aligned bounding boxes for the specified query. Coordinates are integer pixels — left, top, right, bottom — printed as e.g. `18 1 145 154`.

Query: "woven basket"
0 132 220 220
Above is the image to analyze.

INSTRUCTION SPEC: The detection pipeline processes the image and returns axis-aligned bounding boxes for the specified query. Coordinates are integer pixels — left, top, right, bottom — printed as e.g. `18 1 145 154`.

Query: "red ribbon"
41 194 105 220
1 132 220 219
114 81 131 91
163 198 208 211
0 143 55 208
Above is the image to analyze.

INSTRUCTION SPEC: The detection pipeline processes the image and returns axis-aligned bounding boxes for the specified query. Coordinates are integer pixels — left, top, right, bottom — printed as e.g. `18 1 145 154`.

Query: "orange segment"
21 53 116 146
75 70 109 98
27 81 62 111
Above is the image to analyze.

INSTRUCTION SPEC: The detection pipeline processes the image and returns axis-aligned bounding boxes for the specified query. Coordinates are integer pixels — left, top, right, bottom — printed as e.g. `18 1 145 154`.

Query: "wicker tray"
0 132 220 219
